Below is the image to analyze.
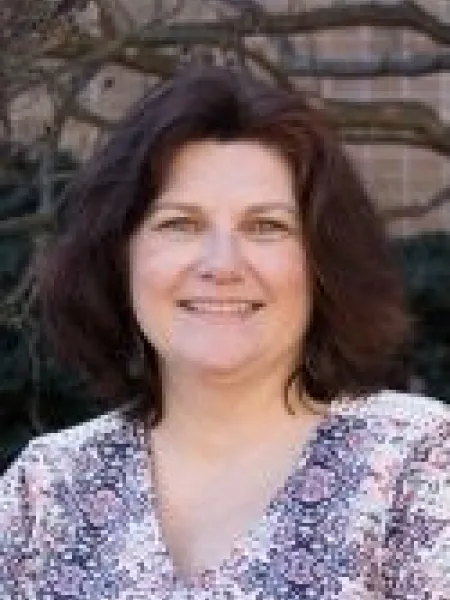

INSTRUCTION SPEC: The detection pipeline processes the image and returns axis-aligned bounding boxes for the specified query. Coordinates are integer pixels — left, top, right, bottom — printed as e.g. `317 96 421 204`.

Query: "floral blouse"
0 390 449 600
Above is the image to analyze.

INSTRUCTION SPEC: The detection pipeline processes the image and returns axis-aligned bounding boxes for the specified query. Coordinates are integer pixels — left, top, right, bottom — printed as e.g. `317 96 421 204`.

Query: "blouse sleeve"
0 441 42 599
381 417 450 600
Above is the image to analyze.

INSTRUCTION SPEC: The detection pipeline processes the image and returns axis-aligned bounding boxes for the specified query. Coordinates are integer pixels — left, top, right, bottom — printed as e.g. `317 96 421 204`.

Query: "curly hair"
33 65 411 427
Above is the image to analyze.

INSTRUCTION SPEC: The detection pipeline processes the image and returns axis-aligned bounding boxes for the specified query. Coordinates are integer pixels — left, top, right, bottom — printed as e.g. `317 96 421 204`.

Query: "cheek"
129 236 183 295
128 242 178 339
265 248 313 330
260 246 310 295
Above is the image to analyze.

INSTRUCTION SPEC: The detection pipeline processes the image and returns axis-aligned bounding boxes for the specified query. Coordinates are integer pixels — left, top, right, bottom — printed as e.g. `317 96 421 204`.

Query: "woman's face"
128 139 312 382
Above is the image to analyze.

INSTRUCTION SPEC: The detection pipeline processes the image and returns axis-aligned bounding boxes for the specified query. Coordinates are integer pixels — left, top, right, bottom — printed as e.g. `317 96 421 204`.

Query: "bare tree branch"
383 186 450 221
106 0 135 32
0 213 54 235
237 43 294 89
3 0 186 104
131 1 450 47
288 50 450 79
96 0 124 39
212 0 297 69
69 104 117 129
42 41 177 78
2 265 36 320
25 315 46 435
342 129 449 156
325 100 450 156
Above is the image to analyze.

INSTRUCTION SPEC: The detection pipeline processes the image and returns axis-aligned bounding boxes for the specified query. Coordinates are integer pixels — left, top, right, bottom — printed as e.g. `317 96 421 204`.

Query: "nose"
197 227 243 282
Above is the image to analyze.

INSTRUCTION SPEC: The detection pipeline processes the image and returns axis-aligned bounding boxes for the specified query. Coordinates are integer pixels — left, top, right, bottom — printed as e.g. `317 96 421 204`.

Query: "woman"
1 65 448 599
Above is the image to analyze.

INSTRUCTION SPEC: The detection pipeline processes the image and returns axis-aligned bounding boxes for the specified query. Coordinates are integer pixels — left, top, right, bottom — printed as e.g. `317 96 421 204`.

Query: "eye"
248 219 289 234
156 217 200 232
154 217 291 235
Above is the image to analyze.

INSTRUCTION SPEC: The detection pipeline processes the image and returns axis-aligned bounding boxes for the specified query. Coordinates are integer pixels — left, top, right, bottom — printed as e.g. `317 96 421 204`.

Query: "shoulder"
30 403 135 450
333 388 448 447
3 402 139 493
328 389 449 490
364 388 448 419
366 394 450 598
368 389 448 457
0 405 144 594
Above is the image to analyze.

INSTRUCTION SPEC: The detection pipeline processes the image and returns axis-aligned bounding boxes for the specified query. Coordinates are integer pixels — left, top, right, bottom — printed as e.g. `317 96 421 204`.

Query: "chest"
151 446 302 577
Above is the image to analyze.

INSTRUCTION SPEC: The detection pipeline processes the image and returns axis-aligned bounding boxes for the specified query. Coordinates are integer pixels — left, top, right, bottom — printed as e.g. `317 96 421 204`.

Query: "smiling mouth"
176 300 265 318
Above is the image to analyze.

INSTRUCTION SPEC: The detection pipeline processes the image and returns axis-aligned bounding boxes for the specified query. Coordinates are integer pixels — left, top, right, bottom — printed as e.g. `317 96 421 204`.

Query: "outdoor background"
1 0 449 471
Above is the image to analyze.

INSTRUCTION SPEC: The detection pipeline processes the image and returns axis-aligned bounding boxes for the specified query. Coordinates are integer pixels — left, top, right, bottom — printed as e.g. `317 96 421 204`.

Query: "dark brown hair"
34 65 410 426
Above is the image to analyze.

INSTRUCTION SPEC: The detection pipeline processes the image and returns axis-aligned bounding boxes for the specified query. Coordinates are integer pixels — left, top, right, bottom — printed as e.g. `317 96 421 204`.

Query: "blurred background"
1 0 449 471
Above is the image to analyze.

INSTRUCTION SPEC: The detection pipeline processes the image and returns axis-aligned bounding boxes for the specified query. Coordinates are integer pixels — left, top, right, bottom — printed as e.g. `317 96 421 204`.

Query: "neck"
150 363 326 463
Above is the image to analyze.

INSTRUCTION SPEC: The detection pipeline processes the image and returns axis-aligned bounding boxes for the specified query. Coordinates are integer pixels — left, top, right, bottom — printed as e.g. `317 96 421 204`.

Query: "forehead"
156 139 296 211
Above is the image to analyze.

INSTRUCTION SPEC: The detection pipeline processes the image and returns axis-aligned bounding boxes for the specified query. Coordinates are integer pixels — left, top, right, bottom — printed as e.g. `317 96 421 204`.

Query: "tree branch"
342 129 449 156
212 0 297 71
43 40 177 78
383 186 450 221
287 50 450 79
0 213 55 236
69 104 117 129
321 99 450 156
132 1 450 47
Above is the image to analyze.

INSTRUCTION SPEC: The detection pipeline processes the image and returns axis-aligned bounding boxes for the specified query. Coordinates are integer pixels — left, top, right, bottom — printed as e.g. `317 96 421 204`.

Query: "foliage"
0 146 103 471
393 233 450 405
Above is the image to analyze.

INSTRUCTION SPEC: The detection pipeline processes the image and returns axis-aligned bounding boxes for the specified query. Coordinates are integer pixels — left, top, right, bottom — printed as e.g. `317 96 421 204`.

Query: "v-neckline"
130 397 353 591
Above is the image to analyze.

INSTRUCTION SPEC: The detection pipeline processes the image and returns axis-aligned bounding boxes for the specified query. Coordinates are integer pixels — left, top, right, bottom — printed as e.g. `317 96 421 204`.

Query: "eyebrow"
153 201 297 215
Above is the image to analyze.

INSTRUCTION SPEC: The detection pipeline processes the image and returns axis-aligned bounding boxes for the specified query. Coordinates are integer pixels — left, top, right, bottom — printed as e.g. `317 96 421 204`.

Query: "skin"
127 139 326 575
128 138 322 456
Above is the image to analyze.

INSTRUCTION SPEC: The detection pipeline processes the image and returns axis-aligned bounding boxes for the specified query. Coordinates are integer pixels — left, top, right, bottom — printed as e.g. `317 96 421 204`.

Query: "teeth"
181 301 260 314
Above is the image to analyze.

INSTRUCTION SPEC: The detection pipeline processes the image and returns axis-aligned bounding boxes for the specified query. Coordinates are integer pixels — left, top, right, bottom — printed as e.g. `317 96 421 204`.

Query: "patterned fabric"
1 390 449 599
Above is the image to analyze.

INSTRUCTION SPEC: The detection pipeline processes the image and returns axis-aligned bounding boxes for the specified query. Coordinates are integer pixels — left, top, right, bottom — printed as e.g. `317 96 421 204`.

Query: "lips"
176 299 265 316
178 299 264 307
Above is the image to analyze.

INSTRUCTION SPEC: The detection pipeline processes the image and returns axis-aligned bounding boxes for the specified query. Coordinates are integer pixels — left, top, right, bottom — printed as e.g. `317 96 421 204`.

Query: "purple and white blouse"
1 390 449 599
